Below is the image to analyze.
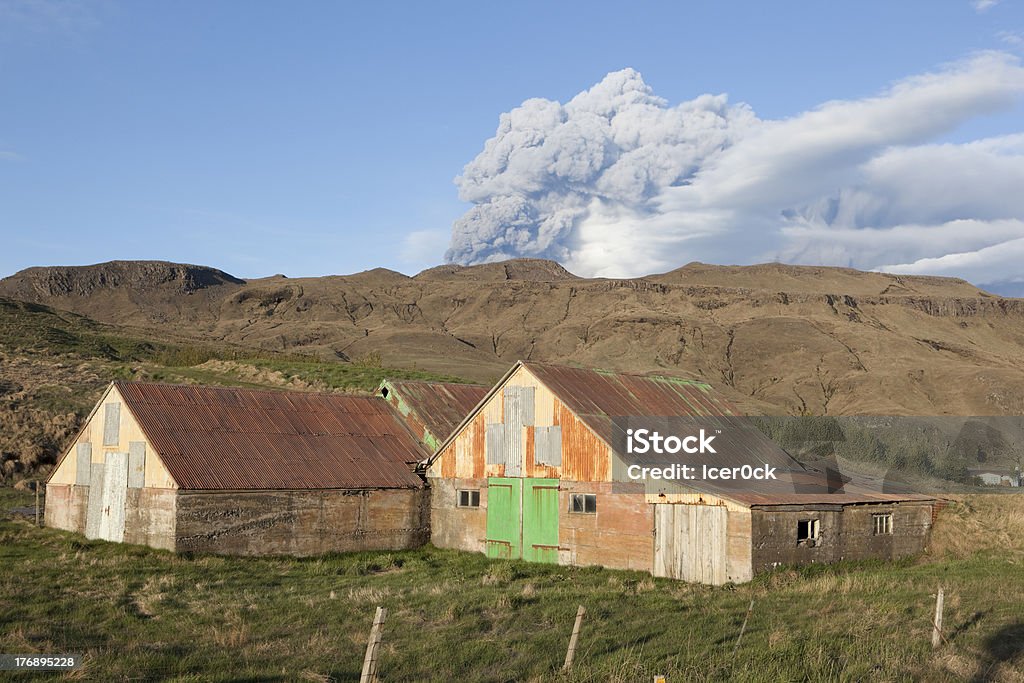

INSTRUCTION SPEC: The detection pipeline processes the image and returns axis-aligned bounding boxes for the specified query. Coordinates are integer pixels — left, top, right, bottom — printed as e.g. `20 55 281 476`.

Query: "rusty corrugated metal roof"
524 362 741 438
115 382 426 491
525 362 739 418
523 363 934 506
380 380 488 450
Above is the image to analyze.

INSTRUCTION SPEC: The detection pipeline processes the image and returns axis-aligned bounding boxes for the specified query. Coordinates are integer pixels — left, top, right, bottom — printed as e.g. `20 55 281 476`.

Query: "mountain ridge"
4 258 1024 416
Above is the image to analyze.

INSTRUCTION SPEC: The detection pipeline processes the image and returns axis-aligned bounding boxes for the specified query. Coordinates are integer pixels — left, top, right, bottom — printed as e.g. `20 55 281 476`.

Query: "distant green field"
1 492 1022 682
146 358 470 393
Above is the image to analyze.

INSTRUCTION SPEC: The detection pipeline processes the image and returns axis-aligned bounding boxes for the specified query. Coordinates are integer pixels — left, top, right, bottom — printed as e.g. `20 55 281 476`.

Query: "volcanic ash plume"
445 55 1024 291
446 69 757 269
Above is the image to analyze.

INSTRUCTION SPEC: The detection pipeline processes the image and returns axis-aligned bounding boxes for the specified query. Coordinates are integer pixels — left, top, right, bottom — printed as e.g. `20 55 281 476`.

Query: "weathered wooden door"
522 478 559 563
99 452 128 542
485 478 522 559
87 452 129 543
654 503 727 584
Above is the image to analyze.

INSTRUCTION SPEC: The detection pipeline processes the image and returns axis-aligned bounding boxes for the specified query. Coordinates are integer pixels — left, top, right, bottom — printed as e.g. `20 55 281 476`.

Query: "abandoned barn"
426 361 938 584
46 381 430 555
46 364 940 582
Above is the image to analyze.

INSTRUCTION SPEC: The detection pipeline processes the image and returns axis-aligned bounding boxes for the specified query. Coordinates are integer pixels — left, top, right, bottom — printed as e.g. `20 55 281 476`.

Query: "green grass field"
1 491 1022 682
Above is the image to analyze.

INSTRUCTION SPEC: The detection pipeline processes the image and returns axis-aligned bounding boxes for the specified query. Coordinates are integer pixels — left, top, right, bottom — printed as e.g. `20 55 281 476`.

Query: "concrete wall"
750 502 934 574
429 476 487 553
45 482 176 550
44 483 88 532
175 488 430 556
123 488 177 550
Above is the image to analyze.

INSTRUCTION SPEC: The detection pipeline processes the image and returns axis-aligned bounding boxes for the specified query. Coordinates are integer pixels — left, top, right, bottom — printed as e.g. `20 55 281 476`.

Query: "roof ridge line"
519 360 711 385
113 379 377 400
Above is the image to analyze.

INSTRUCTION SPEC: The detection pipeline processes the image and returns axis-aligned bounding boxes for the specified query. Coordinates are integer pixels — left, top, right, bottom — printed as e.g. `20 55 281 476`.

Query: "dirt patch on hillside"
192 360 330 392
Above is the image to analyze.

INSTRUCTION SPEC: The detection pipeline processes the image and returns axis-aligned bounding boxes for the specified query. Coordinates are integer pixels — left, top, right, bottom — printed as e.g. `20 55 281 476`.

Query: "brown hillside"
4 258 1024 416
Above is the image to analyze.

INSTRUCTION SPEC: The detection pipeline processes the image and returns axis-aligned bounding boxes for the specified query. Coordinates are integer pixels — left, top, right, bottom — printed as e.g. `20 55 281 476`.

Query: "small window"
797 519 820 546
457 489 480 508
570 493 597 514
872 513 893 535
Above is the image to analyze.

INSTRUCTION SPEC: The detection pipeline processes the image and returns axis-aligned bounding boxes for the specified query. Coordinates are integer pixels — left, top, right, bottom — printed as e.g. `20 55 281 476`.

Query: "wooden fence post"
932 587 944 649
732 598 755 658
360 606 387 683
563 605 586 671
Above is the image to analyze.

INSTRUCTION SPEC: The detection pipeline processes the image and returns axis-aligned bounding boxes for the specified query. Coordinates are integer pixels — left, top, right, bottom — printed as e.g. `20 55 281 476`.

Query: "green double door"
485 477 559 563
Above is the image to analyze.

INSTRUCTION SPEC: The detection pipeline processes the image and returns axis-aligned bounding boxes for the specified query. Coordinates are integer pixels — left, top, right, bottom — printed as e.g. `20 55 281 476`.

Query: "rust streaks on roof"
116 381 425 491
381 379 489 448
524 362 740 442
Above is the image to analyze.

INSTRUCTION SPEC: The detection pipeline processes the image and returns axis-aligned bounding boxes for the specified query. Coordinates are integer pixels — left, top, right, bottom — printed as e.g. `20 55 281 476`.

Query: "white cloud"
448 53 1024 288
878 232 1024 282
974 0 1001 12
999 31 1024 48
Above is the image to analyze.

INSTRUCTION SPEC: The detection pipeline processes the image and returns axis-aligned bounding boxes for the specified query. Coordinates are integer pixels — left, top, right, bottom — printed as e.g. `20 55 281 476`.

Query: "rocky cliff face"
4 258 1024 416
0 261 244 299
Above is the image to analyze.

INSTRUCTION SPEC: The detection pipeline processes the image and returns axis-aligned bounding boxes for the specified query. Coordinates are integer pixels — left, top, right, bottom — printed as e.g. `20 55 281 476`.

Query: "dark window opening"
797 519 820 547
381 387 389 398
457 489 480 508
570 493 597 514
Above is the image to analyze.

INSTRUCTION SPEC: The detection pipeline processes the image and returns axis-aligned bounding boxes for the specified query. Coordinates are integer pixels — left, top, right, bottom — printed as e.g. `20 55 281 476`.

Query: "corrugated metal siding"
501 386 534 477
504 385 535 427
485 423 505 466
114 382 426 491
525 362 739 445
382 380 488 449
556 402 611 481
433 364 614 482
535 426 562 467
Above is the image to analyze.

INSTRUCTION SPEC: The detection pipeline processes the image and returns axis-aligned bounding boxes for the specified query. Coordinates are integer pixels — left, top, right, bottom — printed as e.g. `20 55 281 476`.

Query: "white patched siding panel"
103 403 121 446
535 425 562 467
75 444 92 486
128 442 146 489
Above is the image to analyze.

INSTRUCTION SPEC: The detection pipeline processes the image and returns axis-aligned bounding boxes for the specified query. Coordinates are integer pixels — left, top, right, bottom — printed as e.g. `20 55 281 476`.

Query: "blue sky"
1 1 1023 285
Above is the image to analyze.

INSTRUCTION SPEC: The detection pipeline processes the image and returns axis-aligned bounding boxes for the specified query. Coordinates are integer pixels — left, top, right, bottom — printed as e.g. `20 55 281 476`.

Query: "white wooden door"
97 452 129 542
654 504 727 584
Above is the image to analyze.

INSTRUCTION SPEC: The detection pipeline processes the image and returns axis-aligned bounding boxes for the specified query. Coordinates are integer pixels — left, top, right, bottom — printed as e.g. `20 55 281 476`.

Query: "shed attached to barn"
427 361 938 584
46 381 430 556
378 379 488 455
